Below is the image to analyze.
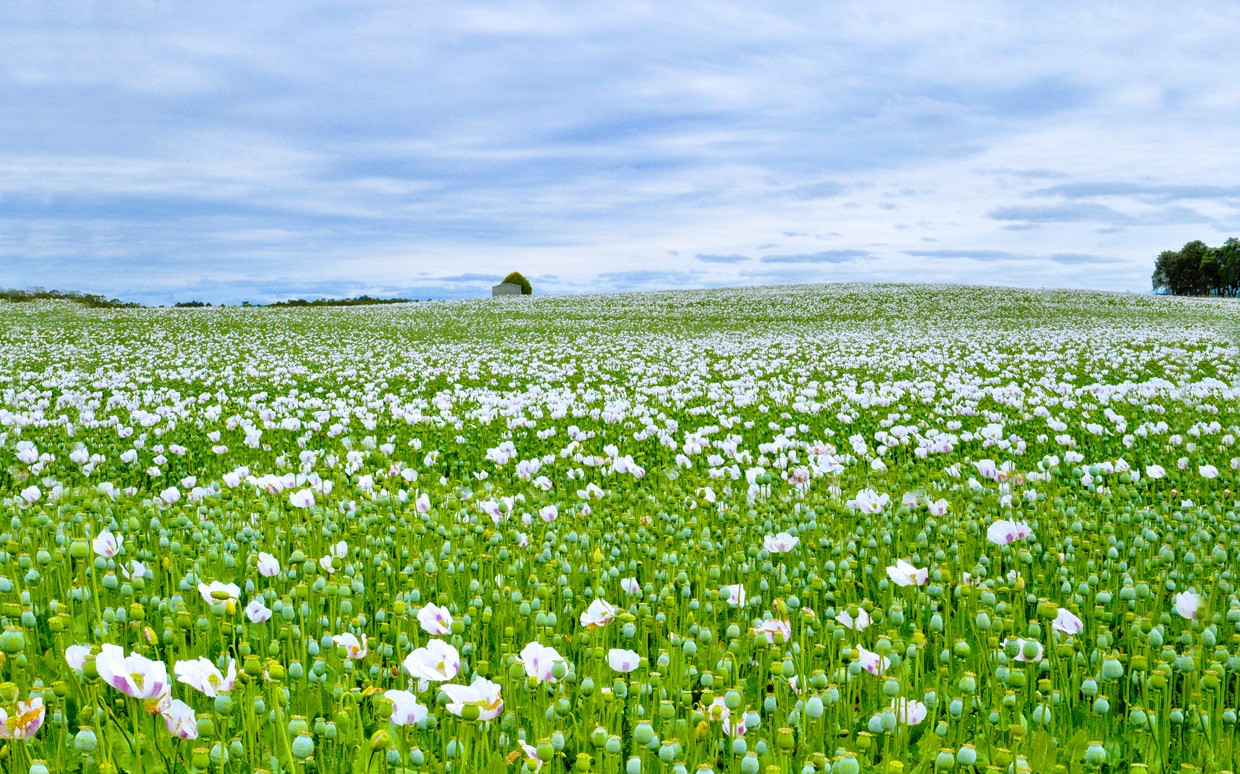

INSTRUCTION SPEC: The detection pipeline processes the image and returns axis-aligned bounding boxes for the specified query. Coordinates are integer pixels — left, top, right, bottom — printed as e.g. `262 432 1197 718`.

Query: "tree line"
266 294 415 307
0 287 140 308
1 288 420 308
1152 238 1240 296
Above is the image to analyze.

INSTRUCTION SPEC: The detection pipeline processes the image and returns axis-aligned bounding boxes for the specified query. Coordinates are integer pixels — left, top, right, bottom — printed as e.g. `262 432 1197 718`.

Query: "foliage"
0 284 1237 772
502 272 533 295
1152 237 1240 296
1 289 419 311
0 287 139 308
267 295 416 308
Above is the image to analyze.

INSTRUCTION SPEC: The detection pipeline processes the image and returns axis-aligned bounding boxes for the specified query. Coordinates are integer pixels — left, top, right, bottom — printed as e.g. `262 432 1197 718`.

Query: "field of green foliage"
1 283 1239 774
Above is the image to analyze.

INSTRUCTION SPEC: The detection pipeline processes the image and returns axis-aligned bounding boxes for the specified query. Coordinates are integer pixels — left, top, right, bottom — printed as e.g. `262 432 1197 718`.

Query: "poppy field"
2 283 1239 773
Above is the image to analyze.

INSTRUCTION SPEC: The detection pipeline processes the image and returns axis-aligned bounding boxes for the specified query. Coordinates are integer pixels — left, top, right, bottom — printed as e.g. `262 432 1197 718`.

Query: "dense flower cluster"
0 284 1237 772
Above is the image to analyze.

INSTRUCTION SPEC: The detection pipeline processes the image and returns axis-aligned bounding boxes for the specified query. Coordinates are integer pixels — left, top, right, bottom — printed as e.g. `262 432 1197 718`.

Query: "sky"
2 2 1239 305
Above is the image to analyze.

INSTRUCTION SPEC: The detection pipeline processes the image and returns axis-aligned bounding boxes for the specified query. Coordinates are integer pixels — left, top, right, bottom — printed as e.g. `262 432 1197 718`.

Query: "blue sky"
2 2 1238 304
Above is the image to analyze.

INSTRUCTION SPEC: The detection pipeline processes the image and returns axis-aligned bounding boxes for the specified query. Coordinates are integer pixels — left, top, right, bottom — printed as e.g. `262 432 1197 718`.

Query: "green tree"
1179 240 1210 295
1215 238 1240 296
1152 238 1240 296
1152 249 1178 294
1200 247 1224 296
502 271 533 295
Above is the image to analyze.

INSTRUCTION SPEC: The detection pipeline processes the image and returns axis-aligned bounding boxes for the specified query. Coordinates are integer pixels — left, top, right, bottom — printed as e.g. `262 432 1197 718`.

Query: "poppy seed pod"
0 628 25 654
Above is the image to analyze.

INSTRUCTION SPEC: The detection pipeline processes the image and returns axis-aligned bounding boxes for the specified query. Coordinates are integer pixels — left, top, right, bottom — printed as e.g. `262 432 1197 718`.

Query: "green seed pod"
1101 658 1123 681
0 628 25 654
835 755 860 774
956 745 977 765
775 727 795 750
590 726 607 748
290 732 315 759
74 727 99 753
805 696 824 719
634 722 654 745
1083 742 1106 765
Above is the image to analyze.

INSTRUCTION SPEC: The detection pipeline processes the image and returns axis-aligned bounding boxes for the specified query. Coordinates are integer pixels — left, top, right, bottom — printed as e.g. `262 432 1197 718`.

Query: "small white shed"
492 282 522 297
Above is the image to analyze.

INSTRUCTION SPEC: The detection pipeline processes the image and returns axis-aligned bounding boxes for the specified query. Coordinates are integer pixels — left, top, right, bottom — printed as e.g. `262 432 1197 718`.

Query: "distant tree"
1152 249 1178 295
1153 242 1200 296
269 295 413 308
0 287 139 308
1180 241 1211 295
1200 248 1225 296
1216 238 1240 297
1153 238 1240 297
502 271 533 295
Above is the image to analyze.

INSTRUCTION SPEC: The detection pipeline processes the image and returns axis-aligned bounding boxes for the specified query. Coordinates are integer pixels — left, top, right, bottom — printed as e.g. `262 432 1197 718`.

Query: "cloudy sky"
2 2 1238 304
